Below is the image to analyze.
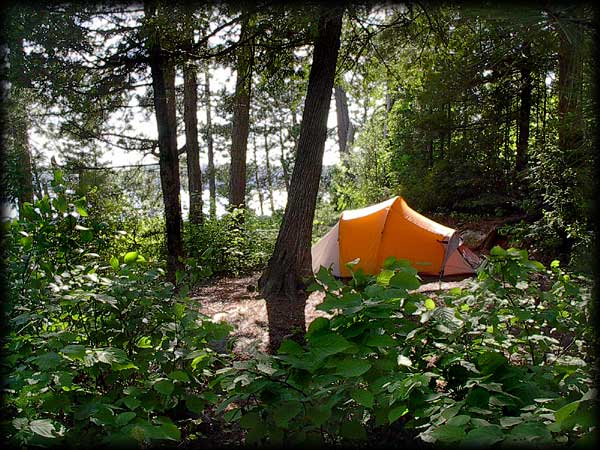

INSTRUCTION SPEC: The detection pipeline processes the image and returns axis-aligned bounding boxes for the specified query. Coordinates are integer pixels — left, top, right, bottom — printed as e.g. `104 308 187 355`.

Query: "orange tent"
311 196 479 277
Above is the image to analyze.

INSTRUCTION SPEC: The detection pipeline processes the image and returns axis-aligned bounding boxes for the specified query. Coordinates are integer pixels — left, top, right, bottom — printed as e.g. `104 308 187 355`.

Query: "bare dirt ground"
190 272 472 355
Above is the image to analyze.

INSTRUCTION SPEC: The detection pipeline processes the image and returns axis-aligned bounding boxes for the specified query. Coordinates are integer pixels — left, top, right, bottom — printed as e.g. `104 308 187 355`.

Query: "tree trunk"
264 129 275 214
515 47 532 174
183 46 203 224
146 2 184 280
278 121 290 192
15 103 33 213
258 6 344 353
228 18 254 211
204 60 216 219
334 85 350 157
13 38 34 214
252 132 264 216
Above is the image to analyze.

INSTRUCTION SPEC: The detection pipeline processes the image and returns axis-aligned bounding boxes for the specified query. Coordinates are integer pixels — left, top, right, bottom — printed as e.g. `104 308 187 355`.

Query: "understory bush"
217 249 595 447
184 208 279 277
2 171 232 448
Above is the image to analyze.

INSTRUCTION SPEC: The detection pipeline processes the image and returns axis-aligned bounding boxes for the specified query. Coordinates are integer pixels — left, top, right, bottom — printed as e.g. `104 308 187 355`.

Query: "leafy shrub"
216 249 595 447
184 208 278 277
2 171 232 448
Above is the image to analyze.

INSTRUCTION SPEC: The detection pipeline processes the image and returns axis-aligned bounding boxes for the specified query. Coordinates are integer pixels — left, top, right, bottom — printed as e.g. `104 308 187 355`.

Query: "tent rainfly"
311 196 480 278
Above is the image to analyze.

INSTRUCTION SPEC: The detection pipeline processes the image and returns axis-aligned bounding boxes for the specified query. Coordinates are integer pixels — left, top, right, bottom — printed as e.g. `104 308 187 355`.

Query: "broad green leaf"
277 339 304 355
110 255 120 270
53 196 68 213
60 344 86 360
335 358 372 377
424 298 436 310
273 401 302 428
124 398 141 410
351 389 374 408
95 348 131 367
168 370 190 382
430 424 466 443
186 397 205 414
34 352 62 370
365 333 396 347
157 419 181 441
554 400 580 425
115 412 136 427
153 379 175 396
377 269 395 286
447 415 470 427
306 404 331 427
397 355 413 367
507 421 552 443
462 425 504 446
308 332 352 357
388 405 409 424
307 317 330 335
240 410 262 429
489 246 507 256
30 419 59 438
390 271 420 290
124 251 139 264
317 292 362 311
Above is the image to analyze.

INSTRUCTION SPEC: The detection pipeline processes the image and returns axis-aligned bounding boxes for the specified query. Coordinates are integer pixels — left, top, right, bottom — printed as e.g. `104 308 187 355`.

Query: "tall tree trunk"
334 85 350 156
278 120 290 192
515 48 532 174
183 30 203 224
383 86 391 139
146 2 184 280
204 60 216 219
264 129 275 214
13 38 34 214
14 102 33 213
228 18 254 211
252 133 264 216
258 6 344 353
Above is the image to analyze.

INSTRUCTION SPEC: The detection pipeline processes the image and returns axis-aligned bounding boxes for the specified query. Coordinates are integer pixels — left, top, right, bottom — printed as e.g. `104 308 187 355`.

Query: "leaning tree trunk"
146 2 184 280
258 6 344 353
228 18 254 211
183 57 203 224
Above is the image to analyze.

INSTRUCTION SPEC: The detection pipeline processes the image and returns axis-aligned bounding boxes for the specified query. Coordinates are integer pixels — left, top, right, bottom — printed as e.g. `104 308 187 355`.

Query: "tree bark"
183 28 203 224
278 121 290 192
252 132 264 216
146 2 184 280
13 38 34 214
515 44 532 174
334 85 350 156
264 129 275 214
258 6 344 353
204 60 216 219
228 18 254 211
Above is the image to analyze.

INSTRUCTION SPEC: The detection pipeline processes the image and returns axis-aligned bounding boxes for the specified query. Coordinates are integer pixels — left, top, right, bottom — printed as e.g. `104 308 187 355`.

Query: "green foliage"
2 171 232 447
217 249 594 446
184 208 278 277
